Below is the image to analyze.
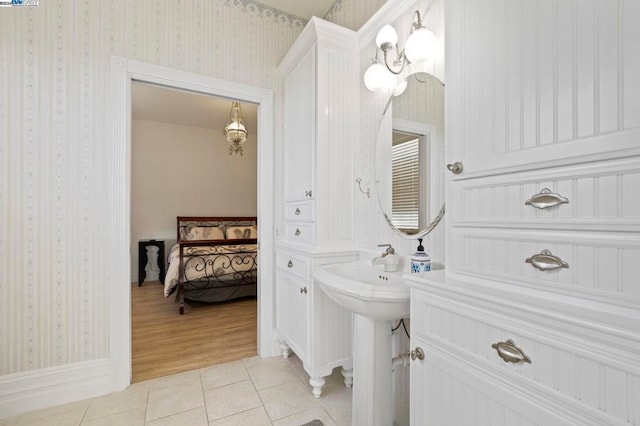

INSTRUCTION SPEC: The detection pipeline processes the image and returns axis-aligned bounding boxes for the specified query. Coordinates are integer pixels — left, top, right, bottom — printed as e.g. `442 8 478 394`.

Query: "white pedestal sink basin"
314 261 411 320
314 258 442 426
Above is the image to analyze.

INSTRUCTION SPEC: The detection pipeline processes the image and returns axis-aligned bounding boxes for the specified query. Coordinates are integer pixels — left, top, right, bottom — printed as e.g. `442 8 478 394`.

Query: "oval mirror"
374 72 445 239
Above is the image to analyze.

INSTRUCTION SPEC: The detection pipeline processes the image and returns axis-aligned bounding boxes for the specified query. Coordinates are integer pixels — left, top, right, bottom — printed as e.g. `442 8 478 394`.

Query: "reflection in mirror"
391 129 428 234
375 73 444 239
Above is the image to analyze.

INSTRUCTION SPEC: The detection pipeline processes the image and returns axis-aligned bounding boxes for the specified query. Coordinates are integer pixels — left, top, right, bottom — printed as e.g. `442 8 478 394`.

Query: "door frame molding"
109 57 276 389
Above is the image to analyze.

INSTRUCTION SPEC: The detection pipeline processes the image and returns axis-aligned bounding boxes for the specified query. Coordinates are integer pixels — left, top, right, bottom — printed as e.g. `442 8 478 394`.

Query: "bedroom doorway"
109 58 276 390
129 83 260 382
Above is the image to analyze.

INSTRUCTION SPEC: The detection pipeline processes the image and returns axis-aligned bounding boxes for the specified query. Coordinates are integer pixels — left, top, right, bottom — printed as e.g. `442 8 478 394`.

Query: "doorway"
129 82 259 382
109 57 276 390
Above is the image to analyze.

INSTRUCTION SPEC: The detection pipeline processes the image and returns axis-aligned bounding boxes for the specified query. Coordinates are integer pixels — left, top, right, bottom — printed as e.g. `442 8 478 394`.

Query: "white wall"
130 119 257 281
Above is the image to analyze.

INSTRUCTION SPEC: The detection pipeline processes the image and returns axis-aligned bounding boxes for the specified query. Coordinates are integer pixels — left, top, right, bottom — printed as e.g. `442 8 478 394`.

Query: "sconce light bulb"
364 62 394 92
376 24 398 51
404 26 437 63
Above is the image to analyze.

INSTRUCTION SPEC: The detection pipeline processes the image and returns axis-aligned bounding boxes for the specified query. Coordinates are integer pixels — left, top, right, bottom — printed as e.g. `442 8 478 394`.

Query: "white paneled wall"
0 0 303 377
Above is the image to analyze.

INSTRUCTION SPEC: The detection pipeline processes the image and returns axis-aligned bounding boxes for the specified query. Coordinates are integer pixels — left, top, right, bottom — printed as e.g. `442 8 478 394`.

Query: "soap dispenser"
411 238 431 273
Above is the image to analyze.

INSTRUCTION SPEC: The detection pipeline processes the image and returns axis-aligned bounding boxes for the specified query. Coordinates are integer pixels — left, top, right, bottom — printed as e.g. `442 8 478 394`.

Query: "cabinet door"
275 271 309 360
446 0 640 176
284 45 316 202
410 337 575 426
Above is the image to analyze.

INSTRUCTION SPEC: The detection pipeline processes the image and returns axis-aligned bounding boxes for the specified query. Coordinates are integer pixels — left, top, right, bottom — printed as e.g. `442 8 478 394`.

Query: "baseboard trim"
0 359 112 419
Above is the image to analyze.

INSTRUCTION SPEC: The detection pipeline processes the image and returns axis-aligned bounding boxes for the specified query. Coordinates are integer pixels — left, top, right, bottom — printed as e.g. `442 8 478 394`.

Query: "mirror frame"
373 72 445 239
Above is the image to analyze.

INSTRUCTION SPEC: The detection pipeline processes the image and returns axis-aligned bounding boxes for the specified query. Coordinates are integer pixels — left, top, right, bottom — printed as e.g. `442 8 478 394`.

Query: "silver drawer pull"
295 207 301 215
295 228 301 236
299 287 308 294
525 188 569 209
287 260 293 268
492 339 531 364
305 190 312 197
526 249 569 271
446 162 463 174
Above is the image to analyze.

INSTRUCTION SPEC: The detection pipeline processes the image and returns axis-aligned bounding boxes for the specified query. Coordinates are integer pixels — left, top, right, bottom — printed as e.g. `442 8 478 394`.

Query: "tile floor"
1 355 352 426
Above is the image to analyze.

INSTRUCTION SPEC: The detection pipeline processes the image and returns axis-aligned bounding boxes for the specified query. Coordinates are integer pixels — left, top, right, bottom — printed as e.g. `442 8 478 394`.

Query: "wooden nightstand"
138 239 165 286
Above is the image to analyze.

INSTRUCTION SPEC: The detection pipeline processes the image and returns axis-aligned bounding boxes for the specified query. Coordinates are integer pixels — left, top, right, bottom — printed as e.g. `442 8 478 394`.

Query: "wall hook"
355 178 370 198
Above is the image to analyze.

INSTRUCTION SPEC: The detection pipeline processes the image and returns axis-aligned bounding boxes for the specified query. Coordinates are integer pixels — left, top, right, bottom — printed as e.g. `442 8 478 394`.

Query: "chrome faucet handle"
377 244 395 256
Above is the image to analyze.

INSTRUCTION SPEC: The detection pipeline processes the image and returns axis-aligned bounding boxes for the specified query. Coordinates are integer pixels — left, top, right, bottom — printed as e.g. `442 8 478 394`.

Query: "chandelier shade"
224 101 247 155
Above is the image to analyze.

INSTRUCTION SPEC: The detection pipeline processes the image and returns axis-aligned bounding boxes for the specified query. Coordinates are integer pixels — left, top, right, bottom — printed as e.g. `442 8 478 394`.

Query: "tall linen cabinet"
407 0 640 424
275 17 359 397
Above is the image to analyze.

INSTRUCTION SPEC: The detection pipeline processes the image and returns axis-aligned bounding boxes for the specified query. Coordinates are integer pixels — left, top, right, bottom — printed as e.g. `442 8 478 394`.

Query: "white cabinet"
275 246 357 397
408 278 640 425
275 17 359 398
278 17 358 250
406 0 640 424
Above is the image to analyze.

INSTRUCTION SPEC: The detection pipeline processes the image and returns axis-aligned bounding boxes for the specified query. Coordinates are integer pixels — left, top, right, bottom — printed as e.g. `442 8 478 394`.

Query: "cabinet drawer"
285 223 314 245
285 200 315 221
449 227 640 304
411 287 640 425
451 156 640 232
276 250 310 280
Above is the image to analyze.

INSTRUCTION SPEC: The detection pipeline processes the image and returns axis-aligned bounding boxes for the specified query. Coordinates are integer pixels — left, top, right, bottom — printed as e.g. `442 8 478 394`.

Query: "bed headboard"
176 216 258 241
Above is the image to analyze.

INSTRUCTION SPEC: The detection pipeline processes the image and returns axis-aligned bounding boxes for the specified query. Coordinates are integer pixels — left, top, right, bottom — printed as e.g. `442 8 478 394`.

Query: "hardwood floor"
131 281 257 383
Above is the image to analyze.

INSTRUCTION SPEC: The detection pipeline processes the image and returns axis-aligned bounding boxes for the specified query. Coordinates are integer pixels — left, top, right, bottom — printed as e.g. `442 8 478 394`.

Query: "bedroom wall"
130 119 258 282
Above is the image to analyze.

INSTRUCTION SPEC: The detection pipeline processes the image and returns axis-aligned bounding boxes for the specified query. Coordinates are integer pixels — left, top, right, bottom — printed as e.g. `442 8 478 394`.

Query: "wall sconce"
224 101 247 156
364 10 437 92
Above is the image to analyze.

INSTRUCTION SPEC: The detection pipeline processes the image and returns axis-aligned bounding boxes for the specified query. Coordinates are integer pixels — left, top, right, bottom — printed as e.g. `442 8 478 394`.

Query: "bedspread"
164 243 258 297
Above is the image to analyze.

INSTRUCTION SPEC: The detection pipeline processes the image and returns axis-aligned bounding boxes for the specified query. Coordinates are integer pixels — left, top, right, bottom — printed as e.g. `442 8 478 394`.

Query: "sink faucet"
377 244 395 257
373 244 399 271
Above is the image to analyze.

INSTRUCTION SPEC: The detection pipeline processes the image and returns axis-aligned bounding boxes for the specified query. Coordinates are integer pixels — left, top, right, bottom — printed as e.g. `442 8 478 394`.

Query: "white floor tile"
146 381 205 421
209 406 273 426
204 380 262 421
80 408 146 426
1 355 353 426
272 406 337 426
259 379 320 421
145 407 208 426
246 357 300 391
83 385 148 421
13 399 89 426
200 360 249 390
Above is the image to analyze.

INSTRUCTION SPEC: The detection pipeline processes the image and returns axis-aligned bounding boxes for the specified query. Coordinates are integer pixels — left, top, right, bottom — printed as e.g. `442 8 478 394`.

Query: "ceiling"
131 82 258 132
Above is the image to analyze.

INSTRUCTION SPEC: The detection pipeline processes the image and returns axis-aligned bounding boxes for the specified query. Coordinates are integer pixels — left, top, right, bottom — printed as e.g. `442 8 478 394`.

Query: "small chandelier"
224 101 247 155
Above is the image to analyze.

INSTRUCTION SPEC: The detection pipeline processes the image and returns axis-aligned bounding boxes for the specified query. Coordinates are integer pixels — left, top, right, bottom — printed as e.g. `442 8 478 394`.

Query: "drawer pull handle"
410 347 425 361
446 162 463 174
287 260 293 268
525 188 569 209
295 208 301 215
305 190 313 197
299 287 308 294
525 249 569 271
295 228 301 236
492 339 531 364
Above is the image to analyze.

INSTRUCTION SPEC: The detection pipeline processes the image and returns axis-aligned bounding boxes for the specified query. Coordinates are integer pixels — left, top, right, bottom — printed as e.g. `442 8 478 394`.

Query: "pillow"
226 225 257 239
185 226 225 240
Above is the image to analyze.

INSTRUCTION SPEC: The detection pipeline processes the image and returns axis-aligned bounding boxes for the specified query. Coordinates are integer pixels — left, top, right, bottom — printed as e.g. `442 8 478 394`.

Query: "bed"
164 216 258 314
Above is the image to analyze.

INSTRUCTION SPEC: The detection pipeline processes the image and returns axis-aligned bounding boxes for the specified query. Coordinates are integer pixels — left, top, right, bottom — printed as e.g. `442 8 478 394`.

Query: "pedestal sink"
313 259 443 426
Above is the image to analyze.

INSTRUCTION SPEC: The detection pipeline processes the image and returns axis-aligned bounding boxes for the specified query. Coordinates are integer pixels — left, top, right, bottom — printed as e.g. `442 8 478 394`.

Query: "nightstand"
138 239 165 286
